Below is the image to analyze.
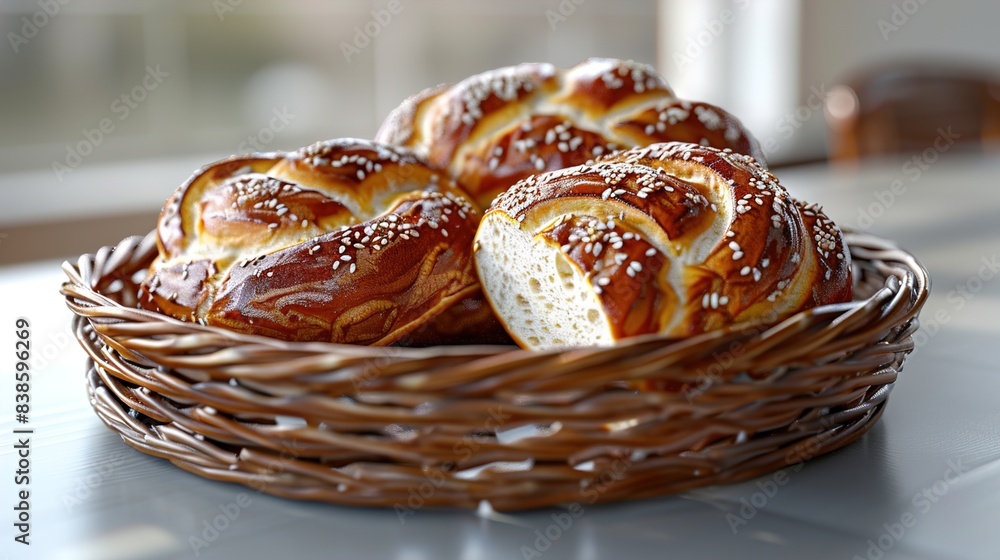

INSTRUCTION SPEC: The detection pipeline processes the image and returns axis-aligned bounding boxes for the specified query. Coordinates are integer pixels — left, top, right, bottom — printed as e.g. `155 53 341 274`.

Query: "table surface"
2 152 999 560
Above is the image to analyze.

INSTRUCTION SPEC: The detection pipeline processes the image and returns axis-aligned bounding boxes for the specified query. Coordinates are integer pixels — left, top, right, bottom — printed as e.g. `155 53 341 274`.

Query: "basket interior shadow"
61 230 928 511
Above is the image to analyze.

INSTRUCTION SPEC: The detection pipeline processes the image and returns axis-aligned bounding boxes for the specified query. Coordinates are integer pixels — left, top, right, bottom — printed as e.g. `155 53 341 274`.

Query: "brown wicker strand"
64 230 928 510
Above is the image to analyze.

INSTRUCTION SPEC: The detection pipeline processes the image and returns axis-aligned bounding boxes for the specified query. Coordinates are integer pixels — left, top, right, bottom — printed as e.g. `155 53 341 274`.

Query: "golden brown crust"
375 58 765 209
539 216 673 338
376 58 765 344
139 139 481 345
477 142 852 346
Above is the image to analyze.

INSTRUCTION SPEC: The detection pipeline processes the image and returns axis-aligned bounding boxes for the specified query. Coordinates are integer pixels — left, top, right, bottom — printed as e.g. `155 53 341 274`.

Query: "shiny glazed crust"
138 139 480 345
375 58 765 209
474 142 852 349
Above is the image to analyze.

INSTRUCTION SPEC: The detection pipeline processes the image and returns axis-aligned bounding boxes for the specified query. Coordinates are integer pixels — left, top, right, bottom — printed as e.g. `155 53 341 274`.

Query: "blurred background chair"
824 62 1000 162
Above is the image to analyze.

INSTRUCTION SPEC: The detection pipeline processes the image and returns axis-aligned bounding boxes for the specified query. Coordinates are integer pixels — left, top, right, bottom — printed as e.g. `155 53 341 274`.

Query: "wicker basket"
61 230 928 511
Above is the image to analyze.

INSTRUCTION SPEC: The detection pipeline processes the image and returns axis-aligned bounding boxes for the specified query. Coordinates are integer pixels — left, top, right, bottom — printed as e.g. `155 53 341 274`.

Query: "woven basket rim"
60 228 929 366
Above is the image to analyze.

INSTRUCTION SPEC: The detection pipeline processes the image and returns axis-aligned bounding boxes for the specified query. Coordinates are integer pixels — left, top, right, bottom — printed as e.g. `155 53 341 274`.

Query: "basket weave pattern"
61 231 928 510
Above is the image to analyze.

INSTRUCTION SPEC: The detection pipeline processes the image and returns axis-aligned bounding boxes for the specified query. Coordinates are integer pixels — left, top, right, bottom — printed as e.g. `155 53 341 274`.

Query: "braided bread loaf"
376 58 765 344
376 58 765 209
474 142 852 349
138 139 480 345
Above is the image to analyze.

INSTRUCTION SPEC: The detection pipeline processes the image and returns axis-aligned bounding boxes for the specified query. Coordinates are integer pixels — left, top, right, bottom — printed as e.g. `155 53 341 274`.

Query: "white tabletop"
2 152 999 560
